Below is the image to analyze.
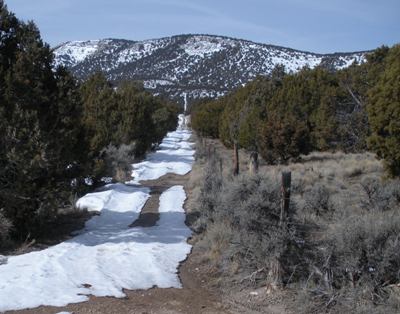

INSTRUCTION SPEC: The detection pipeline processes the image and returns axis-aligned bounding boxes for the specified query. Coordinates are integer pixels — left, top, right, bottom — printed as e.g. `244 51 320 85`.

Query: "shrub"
200 172 310 286
101 142 136 182
304 184 334 216
0 212 12 244
327 210 400 290
200 222 233 265
197 151 223 223
360 177 400 211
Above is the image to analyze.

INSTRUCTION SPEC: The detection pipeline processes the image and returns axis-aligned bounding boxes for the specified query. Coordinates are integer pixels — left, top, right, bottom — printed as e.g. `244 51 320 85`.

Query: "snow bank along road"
0 115 195 312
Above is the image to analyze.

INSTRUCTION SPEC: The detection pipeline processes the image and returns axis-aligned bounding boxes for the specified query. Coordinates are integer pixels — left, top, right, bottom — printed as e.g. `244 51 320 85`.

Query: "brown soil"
130 173 190 228
7 172 230 314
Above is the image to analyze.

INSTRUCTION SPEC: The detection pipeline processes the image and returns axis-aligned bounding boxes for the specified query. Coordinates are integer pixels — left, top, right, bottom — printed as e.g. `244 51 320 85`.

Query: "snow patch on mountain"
54 40 102 67
144 79 174 89
115 38 171 65
181 35 234 57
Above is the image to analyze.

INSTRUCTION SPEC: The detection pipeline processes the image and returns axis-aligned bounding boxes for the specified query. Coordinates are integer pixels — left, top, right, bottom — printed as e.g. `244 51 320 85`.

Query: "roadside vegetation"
190 43 400 313
190 141 400 313
191 44 400 176
0 2 178 247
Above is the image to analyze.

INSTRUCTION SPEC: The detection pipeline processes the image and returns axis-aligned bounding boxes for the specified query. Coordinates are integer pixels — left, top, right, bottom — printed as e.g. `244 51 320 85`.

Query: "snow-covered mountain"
53 34 367 105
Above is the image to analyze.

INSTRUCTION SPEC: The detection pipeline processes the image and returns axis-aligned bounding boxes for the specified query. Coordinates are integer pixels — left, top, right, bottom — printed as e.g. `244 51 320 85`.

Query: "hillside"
53 34 367 105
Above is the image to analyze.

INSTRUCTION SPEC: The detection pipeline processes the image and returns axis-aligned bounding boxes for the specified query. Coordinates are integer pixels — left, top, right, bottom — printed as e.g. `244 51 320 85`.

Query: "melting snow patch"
130 114 195 183
0 115 194 312
0 185 191 311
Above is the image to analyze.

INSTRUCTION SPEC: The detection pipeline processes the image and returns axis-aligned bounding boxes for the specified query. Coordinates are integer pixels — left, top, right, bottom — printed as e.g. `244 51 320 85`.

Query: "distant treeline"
191 44 400 176
0 1 179 242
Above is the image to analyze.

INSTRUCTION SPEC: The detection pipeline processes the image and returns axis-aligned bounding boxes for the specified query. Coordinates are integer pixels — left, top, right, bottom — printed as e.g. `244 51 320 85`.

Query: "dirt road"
8 172 228 314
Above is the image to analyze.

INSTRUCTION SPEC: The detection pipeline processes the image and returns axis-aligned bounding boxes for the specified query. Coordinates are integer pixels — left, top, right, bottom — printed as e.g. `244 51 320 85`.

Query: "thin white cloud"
5 0 399 52
6 0 72 17
135 0 284 38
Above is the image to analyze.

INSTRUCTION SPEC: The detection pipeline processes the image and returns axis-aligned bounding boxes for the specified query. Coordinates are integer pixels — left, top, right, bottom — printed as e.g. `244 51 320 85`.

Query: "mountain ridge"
53 34 369 105
53 33 369 55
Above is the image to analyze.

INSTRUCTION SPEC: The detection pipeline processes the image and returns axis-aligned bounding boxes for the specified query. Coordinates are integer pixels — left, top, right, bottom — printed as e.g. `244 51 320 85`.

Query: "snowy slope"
54 34 367 105
0 115 195 312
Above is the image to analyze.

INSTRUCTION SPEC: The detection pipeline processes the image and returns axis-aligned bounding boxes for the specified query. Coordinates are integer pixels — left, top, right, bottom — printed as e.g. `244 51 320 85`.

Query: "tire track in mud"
129 173 191 228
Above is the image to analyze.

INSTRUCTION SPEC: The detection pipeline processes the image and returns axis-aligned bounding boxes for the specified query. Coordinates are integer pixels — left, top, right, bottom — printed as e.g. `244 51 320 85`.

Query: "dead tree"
248 151 259 175
279 171 292 226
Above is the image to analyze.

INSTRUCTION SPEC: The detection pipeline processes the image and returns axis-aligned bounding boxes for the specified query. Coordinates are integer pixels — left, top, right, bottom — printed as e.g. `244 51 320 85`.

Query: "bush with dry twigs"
194 146 400 313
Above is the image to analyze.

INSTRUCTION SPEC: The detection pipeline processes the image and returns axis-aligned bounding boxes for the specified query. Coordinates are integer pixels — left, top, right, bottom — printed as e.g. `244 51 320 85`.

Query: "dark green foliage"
115 81 179 156
367 45 400 176
192 45 400 175
0 3 87 239
219 75 282 149
262 67 344 152
191 98 225 138
80 77 179 182
0 2 179 241
151 100 180 144
192 66 346 163
259 111 311 164
81 73 118 155
335 47 390 152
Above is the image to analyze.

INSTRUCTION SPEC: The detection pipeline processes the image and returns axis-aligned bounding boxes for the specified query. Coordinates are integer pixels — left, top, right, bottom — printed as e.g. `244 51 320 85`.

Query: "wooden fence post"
249 151 259 175
233 141 239 176
279 171 291 226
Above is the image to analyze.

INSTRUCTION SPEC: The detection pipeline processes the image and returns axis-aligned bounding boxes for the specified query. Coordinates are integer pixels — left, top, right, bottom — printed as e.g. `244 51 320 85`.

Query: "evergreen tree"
259 111 311 164
81 73 118 154
116 81 156 156
191 98 225 138
0 3 86 239
0 2 180 240
367 45 400 176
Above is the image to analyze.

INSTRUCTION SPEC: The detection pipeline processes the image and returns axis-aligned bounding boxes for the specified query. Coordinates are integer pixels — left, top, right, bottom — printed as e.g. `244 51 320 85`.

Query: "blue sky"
4 0 399 53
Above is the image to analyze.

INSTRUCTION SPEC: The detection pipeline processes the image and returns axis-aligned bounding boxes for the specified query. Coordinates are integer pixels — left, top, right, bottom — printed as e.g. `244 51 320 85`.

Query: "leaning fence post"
233 141 239 176
249 151 259 175
280 171 292 226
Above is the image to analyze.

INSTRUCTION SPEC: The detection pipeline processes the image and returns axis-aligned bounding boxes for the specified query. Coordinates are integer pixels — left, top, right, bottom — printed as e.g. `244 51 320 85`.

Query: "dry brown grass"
185 134 207 217
191 137 400 314
200 222 233 264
